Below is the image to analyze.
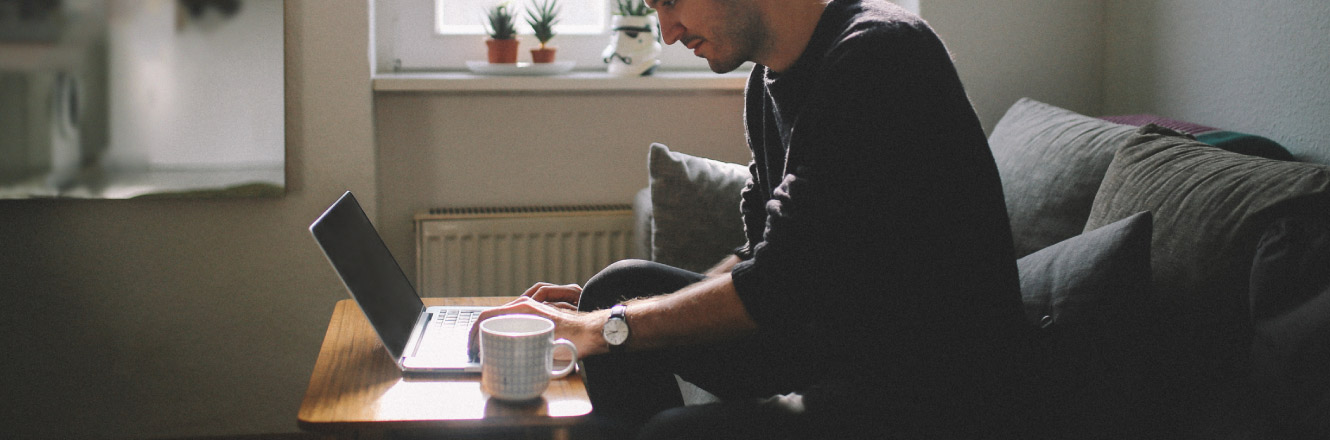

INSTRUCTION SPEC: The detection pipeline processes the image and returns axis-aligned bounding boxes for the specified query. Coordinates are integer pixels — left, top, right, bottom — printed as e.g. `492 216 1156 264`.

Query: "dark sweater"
727 0 1032 433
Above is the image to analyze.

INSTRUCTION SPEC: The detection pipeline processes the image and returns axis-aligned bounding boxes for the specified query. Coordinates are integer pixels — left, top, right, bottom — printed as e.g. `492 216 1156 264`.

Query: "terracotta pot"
530 47 557 63
486 39 519 64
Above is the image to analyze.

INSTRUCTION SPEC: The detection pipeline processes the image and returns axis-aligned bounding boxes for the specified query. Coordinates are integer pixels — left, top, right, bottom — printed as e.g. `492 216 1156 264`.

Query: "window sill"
372 69 750 93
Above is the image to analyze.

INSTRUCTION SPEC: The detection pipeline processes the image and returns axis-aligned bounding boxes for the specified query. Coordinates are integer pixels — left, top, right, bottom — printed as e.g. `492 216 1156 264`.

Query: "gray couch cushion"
1084 124 1330 437
1086 124 1330 322
1249 214 1330 439
648 143 749 273
989 98 1138 257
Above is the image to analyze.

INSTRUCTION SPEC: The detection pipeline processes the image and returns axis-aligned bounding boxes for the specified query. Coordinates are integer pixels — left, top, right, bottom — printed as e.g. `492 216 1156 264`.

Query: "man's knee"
579 259 657 311
578 259 700 312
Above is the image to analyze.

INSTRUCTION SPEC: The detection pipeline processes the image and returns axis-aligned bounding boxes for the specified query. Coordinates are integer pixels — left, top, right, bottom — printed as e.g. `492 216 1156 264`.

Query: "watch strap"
606 304 628 352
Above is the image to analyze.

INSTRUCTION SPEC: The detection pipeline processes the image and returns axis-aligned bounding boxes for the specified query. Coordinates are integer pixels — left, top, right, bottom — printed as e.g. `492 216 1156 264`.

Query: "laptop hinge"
407 311 433 359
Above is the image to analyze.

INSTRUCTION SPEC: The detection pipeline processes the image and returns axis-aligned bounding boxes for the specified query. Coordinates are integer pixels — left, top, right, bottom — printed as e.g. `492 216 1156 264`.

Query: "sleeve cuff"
733 244 754 260
729 258 780 329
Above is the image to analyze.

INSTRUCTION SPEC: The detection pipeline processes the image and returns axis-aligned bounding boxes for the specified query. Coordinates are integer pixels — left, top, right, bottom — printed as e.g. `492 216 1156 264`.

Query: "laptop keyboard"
412 309 484 362
435 309 483 329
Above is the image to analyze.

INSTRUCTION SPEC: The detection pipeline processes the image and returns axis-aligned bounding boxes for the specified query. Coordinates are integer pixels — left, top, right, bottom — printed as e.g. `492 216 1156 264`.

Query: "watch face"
603 318 629 345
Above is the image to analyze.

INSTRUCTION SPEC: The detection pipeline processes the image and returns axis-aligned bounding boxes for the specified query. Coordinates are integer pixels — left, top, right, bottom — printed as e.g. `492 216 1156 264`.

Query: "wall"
0 1 374 438
1104 0 1330 164
926 0 1106 131
374 90 750 280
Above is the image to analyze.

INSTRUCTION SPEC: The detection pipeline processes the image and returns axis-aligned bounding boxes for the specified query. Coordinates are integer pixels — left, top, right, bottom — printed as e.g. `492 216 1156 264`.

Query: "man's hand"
467 295 606 362
520 282 583 309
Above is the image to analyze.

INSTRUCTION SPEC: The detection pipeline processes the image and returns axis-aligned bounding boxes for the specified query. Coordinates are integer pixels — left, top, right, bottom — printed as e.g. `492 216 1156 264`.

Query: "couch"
630 98 1330 439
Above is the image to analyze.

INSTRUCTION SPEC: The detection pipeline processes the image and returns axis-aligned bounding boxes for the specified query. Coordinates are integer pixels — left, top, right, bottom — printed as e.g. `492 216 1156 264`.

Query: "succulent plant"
526 0 560 47
615 0 651 16
483 2 518 40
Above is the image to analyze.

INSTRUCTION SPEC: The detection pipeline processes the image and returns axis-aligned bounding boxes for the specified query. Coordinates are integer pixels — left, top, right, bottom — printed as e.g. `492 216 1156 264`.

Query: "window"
374 0 920 74
375 0 708 72
435 0 606 36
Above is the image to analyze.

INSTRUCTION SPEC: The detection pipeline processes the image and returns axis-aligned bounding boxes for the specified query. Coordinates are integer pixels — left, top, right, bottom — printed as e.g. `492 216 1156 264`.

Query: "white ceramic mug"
480 314 579 402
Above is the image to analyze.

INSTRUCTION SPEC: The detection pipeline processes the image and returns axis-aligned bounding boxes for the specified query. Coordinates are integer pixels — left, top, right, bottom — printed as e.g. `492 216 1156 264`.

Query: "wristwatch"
602 304 630 351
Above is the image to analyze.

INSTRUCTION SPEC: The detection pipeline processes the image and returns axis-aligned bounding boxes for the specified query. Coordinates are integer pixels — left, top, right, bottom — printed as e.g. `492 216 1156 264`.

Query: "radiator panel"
415 207 634 297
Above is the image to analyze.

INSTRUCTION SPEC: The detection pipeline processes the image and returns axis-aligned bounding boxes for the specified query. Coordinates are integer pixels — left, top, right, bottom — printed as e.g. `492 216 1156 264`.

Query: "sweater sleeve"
729 19 1012 339
734 68 772 261
734 162 764 260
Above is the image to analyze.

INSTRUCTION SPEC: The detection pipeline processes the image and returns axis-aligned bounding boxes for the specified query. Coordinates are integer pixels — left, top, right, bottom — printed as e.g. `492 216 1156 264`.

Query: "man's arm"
467 273 757 359
704 255 743 277
614 272 756 351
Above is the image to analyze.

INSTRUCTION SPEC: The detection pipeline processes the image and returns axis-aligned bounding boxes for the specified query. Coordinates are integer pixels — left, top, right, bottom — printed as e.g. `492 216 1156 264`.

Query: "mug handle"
550 338 578 379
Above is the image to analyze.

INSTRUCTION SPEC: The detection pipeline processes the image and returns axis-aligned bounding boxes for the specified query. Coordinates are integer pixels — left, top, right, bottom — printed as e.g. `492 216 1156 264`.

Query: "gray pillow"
1086 124 1330 316
1020 211 1153 332
990 98 1138 257
1084 125 1330 435
1019 211 1155 439
648 143 749 273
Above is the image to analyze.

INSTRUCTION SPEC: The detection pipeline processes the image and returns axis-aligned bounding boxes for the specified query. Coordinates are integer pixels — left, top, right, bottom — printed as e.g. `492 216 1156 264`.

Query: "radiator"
415 205 635 297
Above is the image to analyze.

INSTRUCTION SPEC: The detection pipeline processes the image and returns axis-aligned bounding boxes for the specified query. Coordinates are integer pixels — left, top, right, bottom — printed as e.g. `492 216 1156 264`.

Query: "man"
470 0 1034 438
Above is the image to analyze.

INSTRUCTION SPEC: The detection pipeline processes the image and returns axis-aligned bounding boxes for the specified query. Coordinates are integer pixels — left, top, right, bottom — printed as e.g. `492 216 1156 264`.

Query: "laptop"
309 191 492 374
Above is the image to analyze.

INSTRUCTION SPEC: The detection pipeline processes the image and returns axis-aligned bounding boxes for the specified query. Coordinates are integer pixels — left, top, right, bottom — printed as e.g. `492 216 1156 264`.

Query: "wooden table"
298 297 593 439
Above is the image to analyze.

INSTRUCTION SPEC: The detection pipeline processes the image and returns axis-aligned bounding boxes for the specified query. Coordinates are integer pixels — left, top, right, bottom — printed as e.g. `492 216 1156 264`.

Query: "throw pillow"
1100 113 1295 161
1084 124 1330 435
1249 214 1330 439
1100 114 1220 135
988 98 1138 257
1195 131 1295 161
647 143 750 273
1018 211 1156 440
1085 124 1330 320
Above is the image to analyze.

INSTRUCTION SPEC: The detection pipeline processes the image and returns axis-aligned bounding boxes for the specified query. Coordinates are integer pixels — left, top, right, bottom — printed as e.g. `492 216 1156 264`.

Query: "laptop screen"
309 191 424 361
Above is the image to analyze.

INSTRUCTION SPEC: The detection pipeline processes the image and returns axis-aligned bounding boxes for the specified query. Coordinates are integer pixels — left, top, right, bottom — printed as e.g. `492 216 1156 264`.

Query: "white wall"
375 91 750 279
0 1 374 438
926 0 1106 132
1104 0 1330 164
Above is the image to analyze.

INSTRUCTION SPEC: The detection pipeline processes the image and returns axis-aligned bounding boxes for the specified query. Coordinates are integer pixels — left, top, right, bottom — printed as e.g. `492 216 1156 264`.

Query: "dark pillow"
1018 211 1156 439
647 143 750 273
1100 113 1294 161
989 98 1138 257
1249 214 1330 439
1084 124 1330 436
1196 131 1296 161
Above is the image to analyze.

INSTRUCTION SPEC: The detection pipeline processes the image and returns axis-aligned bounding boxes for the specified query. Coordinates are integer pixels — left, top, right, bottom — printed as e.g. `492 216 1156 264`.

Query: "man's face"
648 0 766 73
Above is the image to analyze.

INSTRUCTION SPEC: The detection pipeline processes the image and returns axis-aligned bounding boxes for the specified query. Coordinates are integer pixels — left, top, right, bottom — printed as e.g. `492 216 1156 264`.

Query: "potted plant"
615 0 650 16
526 0 560 63
483 2 519 64
603 0 662 76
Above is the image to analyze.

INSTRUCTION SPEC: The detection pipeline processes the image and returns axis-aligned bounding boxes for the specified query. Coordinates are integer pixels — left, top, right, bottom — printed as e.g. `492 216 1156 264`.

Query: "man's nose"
657 13 683 45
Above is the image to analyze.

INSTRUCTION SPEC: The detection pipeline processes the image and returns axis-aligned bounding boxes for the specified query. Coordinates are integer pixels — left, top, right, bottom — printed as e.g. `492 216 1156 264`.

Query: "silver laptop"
310 191 491 374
